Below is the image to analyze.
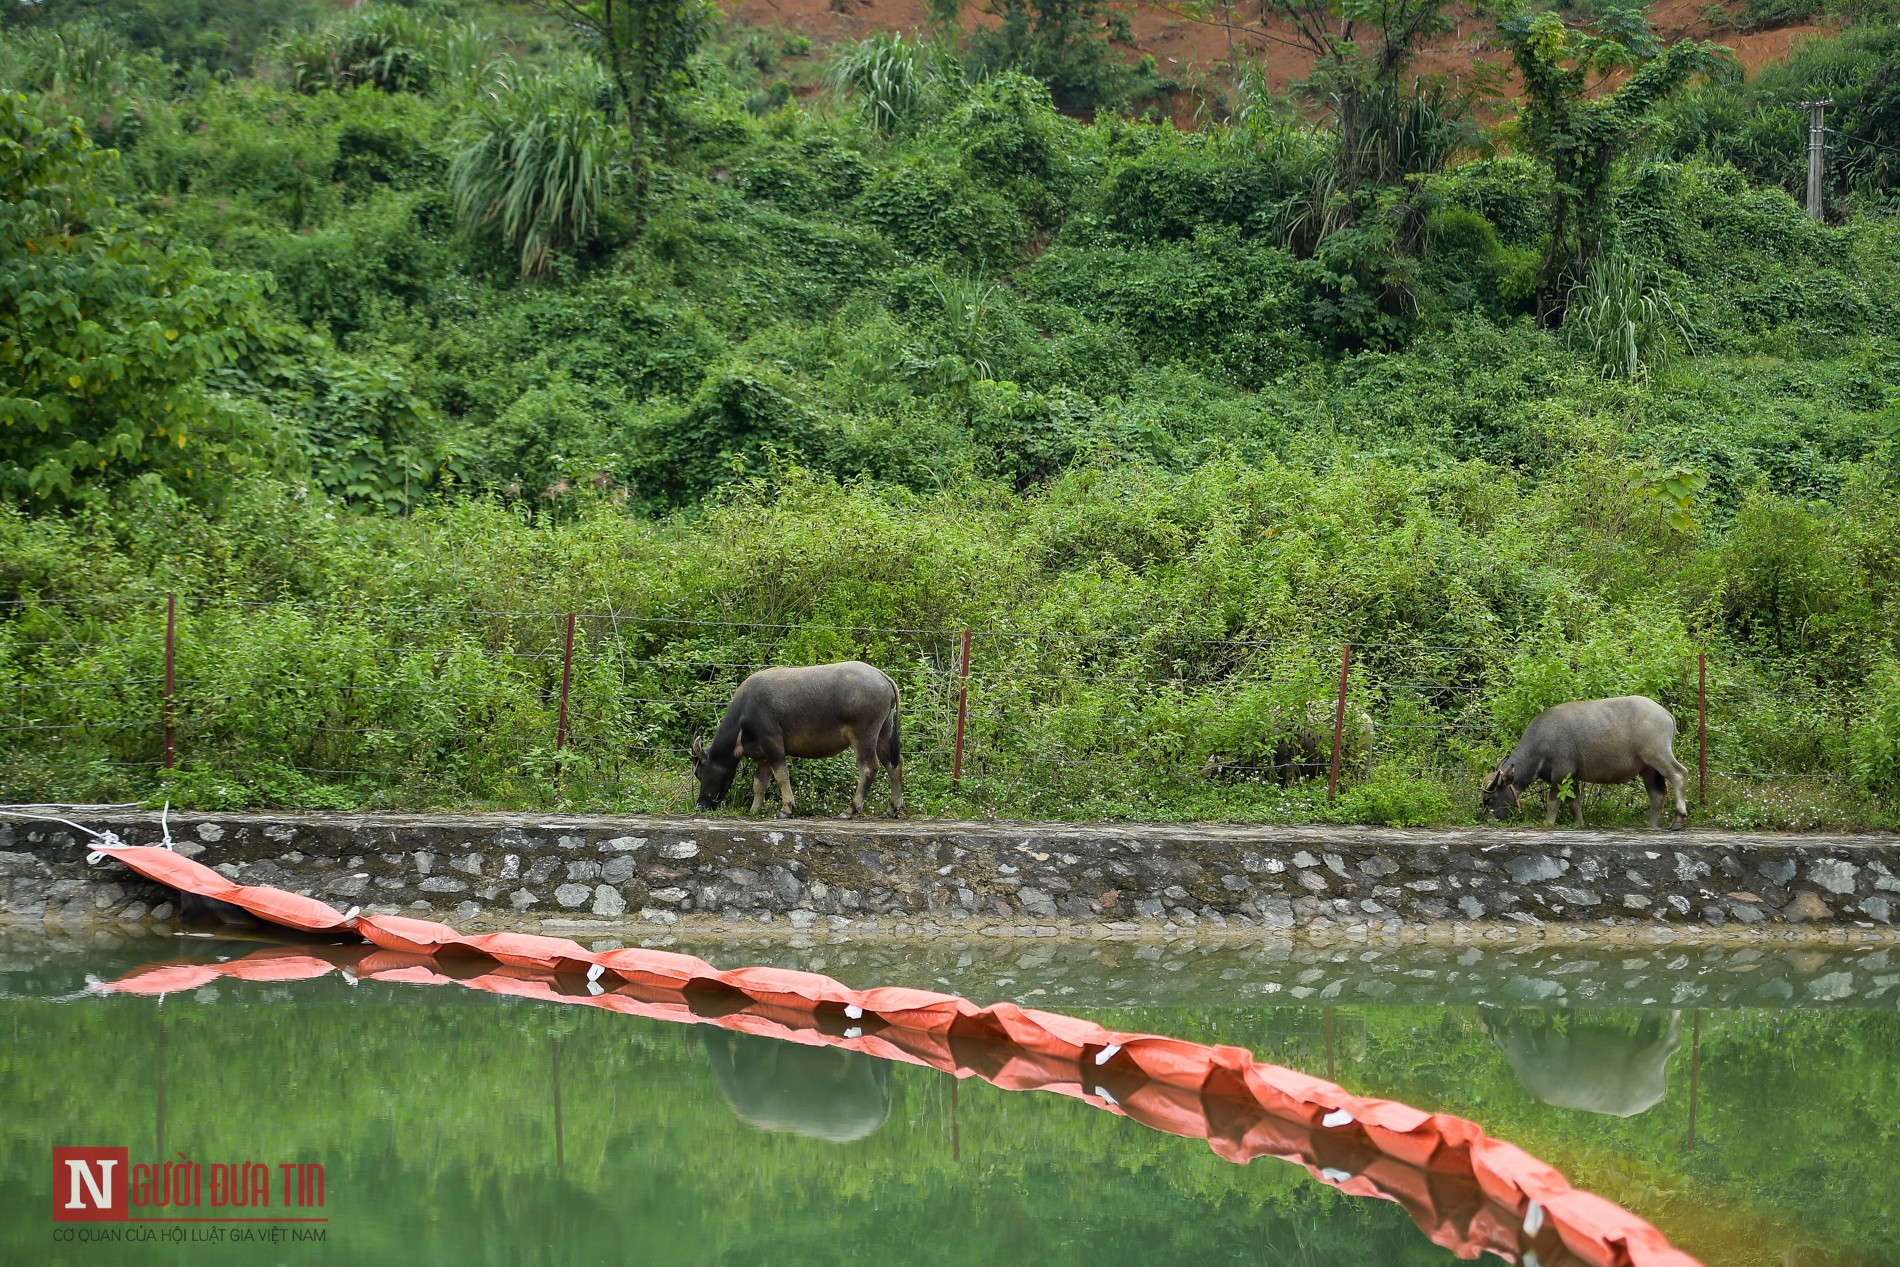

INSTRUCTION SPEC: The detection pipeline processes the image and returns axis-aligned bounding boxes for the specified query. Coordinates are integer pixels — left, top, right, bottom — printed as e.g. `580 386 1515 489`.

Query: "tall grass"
449 70 618 278
826 33 957 134
1563 250 1696 380
274 4 507 97
0 19 149 95
276 4 438 94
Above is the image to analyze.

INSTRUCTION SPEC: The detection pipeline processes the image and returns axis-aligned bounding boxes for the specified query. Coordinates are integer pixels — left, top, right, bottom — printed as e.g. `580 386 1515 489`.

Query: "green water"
2 931 1896 1267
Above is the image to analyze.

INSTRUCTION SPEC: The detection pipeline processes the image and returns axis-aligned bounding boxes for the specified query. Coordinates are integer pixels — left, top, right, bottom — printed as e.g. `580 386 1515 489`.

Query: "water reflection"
2 932 1894 1267
1486 1009 1683 1118
701 1029 893 1142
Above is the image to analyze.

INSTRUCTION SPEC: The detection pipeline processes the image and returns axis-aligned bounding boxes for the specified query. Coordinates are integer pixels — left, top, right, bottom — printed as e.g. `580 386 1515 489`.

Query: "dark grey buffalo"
700 1030 892 1142
1480 695 1689 829
691 661 903 818
1487 1010 1683 1118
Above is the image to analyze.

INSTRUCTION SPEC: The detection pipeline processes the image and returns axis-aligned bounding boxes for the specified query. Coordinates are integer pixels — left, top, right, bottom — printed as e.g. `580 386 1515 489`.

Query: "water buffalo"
1487 1009 1683 1118
691 661 903 818
700 1030 892 1142
1480 695 1689 830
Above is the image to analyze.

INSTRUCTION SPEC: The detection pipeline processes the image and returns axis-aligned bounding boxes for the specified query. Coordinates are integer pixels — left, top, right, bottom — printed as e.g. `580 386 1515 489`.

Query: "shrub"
1563 249 1695 380
626 362 834 508
1489 600 1699 739
263 192 439 335
1026 228 1313 386
276 5 439 95
449 69 619 278
1427 156 1549 247
0 95 285 506
1420 207 1539 318
854 153 1029 270
1096 126 1328 242
1851 660 1900 796
944 71 1065 188
733 137 873 214
1330 770 1457 826
824 32 956 134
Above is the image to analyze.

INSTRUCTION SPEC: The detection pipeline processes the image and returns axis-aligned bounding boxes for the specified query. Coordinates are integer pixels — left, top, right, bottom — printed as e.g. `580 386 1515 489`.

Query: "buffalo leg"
846 757 876 818
1641 768 1667 830
750 762 772 815
1544 780 1561 827
884 762 904 816
768 753 795 817
1574 781 1586 827
878 710 904 817
844 729 887 818
1664 755 1689 830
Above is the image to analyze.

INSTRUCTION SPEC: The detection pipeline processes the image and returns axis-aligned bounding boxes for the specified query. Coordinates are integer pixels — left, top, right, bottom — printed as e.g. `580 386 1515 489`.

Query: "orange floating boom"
92 843 1701 1267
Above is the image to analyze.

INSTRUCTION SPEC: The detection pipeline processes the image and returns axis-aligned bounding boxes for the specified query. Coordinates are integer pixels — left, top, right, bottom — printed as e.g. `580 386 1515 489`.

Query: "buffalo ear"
690 734 705 761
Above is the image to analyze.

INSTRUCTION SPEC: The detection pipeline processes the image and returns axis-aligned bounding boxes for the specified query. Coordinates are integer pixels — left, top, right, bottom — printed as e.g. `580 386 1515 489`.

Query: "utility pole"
1804 99 1830 220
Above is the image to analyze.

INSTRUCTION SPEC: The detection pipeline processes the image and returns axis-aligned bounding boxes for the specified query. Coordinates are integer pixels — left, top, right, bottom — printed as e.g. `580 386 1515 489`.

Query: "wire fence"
0 593 1879 820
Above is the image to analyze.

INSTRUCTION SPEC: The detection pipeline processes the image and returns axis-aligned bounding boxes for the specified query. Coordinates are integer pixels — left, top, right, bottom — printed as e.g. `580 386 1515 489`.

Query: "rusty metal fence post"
1327 641 1352 804
952 629 972 792
162 594 177 770
554 612 576 781
1697 652 1708 803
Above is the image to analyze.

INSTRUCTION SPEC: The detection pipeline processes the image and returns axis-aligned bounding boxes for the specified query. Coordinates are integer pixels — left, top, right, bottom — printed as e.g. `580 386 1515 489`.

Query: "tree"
0 94 280 506
1498 8 1731 311
533 0 706 209
965 0 1134 114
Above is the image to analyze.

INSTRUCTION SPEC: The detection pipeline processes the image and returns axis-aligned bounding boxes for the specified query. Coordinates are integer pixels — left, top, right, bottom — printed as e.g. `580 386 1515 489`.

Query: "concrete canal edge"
3 810 1898 945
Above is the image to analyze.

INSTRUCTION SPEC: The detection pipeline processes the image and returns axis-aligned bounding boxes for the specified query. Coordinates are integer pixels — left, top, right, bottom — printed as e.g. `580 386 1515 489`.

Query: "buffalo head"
690 733 739 811
1479 763 1521 821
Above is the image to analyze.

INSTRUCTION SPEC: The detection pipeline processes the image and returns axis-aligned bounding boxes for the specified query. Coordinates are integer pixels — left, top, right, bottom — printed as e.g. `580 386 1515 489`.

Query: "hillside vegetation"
2 0 1899 826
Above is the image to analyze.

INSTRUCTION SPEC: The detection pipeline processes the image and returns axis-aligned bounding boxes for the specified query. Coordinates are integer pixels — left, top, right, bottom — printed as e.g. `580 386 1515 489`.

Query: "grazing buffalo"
691 661 903 818
1480 695 1689 830
1487 1010 1683 1118
700 1030 892 1142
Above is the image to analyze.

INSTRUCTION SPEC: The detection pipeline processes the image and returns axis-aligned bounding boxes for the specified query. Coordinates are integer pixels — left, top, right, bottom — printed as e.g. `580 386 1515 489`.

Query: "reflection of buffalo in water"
1487 1010 1683 1118
701 1031 892 1142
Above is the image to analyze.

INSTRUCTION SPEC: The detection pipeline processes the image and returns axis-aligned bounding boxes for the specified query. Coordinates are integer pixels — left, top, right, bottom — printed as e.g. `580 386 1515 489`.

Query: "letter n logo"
52 1147 128 1222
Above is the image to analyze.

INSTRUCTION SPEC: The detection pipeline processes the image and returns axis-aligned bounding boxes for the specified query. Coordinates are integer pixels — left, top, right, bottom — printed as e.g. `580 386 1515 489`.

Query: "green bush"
1488 600 1699 739
274 5 506 97
1094 125 1328 242
1027 228 1314 387
854 152 1029 270
824 32 958 135
1851 660 1900 796
449 68 620 278
0 95 286 506
1563 249 1695 380
1330 771 1458 827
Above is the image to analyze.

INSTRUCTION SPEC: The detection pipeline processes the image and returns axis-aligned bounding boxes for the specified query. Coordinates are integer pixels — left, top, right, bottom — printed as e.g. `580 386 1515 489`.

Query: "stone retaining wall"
3 810 1897 942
